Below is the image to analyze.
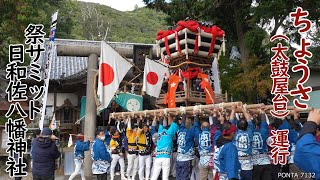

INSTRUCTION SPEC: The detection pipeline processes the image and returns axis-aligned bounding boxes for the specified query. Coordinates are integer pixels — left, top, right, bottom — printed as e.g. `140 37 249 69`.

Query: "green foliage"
0 0 168 67
0 0 79 67
0 116 6 125
71 2 168 43
230 56 272 103
218 54 242 96
244 27 267 56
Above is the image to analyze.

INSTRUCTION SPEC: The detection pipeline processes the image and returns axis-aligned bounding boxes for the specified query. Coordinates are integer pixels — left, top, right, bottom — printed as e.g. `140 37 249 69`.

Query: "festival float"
155 19 226 108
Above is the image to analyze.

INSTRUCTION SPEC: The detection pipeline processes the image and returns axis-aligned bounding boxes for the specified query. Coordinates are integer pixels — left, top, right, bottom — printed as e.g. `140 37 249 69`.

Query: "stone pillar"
84 54 98 177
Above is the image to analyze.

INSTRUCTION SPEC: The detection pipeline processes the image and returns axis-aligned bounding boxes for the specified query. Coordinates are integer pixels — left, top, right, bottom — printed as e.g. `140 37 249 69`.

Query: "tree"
80 3 111 41
0 0 78 68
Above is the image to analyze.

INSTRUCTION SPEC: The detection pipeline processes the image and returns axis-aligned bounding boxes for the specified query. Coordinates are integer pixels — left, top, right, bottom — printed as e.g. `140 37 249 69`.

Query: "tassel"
156 40 160 57
222 34 226 56
185 31 188 60
183 79 187 92
175 31 179 51
198 28 201 48
67 134 73 147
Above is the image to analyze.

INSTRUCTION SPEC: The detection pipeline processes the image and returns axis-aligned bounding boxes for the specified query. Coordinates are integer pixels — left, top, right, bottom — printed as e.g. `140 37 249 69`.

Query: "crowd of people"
30 104 320 180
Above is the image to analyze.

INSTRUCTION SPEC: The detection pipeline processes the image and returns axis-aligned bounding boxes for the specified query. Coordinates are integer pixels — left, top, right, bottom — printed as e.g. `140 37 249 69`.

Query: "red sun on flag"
146 72 158 85
100 63 114 86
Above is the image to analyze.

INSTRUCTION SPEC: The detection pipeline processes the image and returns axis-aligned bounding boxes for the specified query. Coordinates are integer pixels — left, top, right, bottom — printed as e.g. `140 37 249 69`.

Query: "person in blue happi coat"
69 133 90 180
230 105 254 180
294 109 320 180
176 109 200 180
251 105 271 180
151 112 179 180
214 121 241 180
197 112 214 180
91 129 111 180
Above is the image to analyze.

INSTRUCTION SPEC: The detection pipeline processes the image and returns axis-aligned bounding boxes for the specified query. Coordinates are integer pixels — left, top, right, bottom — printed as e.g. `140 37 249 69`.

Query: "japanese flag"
143 58 169 98
97 41 133 111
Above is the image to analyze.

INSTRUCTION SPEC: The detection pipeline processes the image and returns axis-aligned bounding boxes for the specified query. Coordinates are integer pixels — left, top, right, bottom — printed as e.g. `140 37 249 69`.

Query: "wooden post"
84 54 98 177
124 84 127 93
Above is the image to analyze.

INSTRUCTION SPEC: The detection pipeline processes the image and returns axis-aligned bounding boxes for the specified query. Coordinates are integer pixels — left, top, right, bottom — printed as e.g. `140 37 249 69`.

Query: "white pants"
151 158 171 180
139 154 152 180
127 153 139 178
68 159 85 180
110 154 126 178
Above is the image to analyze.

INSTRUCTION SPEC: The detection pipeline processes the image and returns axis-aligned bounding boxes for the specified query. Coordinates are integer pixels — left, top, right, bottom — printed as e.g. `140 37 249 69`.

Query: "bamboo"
110 102 242 118
244 103 264 109
109 101 313 119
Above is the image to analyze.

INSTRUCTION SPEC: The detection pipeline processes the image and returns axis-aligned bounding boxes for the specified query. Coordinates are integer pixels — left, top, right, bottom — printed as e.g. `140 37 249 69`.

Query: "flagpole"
39 11 58 130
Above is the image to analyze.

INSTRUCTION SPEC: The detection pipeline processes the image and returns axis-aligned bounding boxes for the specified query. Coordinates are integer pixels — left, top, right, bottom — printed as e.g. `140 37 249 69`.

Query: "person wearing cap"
294 109 320 180
213 122 241 180
176 109 200 180
126 117 139 180
110 127 127 180
31 127 61 180
92 129 111 180
68 133 91 180
151 112 179 180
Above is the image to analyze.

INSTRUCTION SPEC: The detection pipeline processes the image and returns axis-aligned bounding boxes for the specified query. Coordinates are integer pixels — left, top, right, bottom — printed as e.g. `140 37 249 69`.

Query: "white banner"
39 11 58 130
209 57 221 95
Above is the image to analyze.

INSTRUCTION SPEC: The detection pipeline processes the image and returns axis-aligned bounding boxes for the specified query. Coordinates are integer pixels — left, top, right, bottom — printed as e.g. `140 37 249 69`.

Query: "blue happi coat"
214 135 241 180
156 122 179 159
252 114 270 165
91 138 111 174
74 140 90 159
197 127 212 166
177 114 200 161
294 121 320 180
232 119 254 170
